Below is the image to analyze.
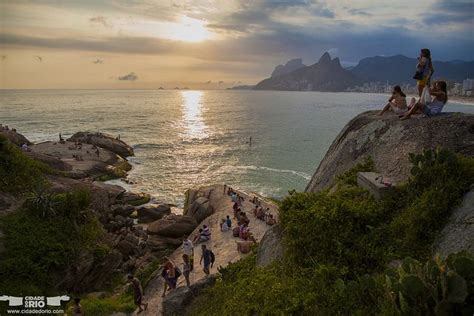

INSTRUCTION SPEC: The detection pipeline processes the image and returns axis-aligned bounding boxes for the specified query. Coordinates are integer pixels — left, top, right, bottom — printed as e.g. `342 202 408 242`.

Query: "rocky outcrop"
271 58 306 78
0 126 31 146
68 132 134 158
183 186 218 222
137 204 171 223
185 197 214 223
25 151 73 171
433 189 474 257
57 249 123 293
147 214 198 238
162 275 217 316
254 52 360 91
306 111 474 192
256 224 284 267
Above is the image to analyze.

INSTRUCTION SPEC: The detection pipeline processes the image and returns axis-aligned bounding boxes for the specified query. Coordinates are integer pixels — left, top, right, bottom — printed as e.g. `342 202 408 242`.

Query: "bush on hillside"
0 189 104 295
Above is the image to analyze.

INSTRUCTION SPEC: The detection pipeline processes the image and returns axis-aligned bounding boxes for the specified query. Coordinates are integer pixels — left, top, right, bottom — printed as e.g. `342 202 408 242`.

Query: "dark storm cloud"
423 0 473 25
118 72 138 81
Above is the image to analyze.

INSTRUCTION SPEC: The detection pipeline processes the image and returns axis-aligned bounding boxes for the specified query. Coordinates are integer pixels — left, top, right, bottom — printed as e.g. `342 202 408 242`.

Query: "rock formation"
68 131 134 158
434 189 474 257
254 52 360 91
0 126 31 146
271 58 306 78
256 224 284 267
306 111 474 192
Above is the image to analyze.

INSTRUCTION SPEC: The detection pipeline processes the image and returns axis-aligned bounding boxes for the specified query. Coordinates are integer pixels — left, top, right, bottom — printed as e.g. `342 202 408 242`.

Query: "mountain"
351 55 474 84
254 52 360 91
271 58 306 78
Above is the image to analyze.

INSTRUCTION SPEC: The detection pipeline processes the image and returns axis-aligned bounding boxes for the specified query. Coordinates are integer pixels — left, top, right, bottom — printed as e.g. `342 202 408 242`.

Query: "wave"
234 165 311 180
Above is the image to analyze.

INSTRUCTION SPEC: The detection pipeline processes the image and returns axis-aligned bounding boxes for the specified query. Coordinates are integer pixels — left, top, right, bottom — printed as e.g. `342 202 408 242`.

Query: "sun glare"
167 16 211 43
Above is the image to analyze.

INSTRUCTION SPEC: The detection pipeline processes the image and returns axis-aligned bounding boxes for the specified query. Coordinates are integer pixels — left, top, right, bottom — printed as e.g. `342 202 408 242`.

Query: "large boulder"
147 214 198 238
162 275 217 316
0 127 31 146
185 197 214 223
256 225 284 267
306 111 474 192
137 204 171 223
25 151 73 171
68 132 134 158
433 189 474 258
116 234 139 257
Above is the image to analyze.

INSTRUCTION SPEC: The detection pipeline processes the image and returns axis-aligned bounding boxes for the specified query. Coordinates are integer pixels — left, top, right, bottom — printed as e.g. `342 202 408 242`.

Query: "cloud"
89 16 111 27
93 59 104 64
118 72 138 81
346 8 372 16
423 0 473 25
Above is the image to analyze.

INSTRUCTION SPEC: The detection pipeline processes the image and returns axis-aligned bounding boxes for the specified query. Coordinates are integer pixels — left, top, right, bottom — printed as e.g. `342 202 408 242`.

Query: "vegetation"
0 135 51 194
0 189 104 295
189 148 474 315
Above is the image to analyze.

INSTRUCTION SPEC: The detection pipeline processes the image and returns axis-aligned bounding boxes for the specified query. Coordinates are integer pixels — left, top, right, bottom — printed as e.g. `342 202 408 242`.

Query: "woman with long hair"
378 85 407 115
415 48 434 97
400 80 447 120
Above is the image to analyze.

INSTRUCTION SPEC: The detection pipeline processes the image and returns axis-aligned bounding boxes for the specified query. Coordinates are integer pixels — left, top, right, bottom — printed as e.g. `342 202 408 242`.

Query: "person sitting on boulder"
266 214 276 226
192 229 203 243
378 85 408 115
202 225 211 240
127 274 148 312
225 215 232 229
256 207 265 220
400 80 448 120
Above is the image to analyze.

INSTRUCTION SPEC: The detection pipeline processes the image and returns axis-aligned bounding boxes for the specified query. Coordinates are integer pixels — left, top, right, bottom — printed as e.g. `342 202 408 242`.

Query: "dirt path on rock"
139 184 279 316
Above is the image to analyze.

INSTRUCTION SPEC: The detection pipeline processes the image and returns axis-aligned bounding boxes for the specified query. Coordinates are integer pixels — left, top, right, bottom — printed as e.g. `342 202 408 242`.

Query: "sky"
0 0 473 89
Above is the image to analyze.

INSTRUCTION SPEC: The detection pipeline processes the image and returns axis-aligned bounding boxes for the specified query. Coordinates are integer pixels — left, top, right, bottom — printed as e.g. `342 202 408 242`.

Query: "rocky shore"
0 127 279 315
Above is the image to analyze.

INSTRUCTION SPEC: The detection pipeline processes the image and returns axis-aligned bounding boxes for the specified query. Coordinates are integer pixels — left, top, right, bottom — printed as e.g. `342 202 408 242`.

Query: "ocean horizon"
2 89 473 206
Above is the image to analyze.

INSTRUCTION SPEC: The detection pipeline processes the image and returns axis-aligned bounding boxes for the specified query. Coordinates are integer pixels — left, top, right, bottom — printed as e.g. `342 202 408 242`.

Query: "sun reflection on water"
181 90 208 139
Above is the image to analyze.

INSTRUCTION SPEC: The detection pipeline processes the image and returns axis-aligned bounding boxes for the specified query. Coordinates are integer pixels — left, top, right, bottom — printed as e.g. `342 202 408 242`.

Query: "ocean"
2 89 473 206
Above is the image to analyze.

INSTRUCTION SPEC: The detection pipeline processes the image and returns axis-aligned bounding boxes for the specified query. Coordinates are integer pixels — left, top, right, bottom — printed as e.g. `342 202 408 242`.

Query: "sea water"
2 89 473 206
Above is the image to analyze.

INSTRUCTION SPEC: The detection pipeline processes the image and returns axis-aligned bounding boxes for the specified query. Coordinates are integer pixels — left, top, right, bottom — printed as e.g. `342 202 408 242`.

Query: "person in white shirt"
182 238 194 271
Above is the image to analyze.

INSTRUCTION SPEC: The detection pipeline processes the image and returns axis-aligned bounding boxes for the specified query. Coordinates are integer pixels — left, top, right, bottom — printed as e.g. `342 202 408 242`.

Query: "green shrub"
77 292 135 316
0 135 50 194
0 189 104 295
336 156 374 186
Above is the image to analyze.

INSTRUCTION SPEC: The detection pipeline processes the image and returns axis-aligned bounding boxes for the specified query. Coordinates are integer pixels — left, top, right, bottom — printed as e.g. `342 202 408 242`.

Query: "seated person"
256 207 265 220
201 225 211 240
220 219 230 232
401 81 447 120
225 215 232 229
378 86 407 115
266 214 276 226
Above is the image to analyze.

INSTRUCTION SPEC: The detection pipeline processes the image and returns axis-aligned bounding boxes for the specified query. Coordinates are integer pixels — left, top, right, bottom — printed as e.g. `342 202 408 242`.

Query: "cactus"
384 252 473 315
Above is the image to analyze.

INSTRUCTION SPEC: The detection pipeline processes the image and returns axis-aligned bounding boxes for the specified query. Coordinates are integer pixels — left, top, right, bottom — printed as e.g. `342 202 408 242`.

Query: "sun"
166 16 212 43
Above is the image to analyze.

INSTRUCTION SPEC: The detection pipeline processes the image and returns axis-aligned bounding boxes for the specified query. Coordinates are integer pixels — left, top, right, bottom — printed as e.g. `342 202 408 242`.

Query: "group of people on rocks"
378 48 448 120
126 184 275 312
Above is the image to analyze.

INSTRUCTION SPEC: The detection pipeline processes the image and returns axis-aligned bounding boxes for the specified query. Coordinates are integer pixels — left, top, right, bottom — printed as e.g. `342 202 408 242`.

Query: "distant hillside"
254 53 360 91
227 85 255 90
351 55 474 84
271 58 306 78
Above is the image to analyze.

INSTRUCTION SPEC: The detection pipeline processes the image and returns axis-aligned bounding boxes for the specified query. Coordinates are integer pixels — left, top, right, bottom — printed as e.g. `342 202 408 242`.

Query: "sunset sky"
0 0 473 89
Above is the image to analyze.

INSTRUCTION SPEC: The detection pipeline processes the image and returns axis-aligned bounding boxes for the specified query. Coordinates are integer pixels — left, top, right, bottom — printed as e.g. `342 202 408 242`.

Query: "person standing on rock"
127 274 148 313
200 244 215 275
182 238 194 271
182 254 191 287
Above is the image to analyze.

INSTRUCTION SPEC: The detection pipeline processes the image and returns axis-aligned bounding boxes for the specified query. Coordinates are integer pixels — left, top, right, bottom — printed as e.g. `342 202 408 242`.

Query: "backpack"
209 250 215 267
175 266 181 279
